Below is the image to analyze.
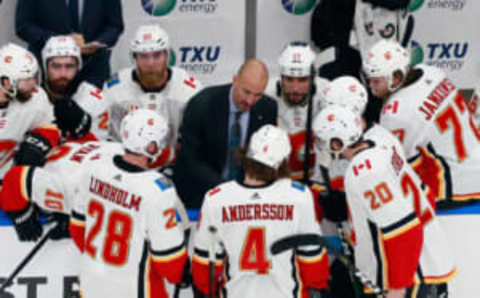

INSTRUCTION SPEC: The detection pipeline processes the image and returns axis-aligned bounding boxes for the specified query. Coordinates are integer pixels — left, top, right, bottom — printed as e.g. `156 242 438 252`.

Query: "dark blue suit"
173 84 278 209
15 0 124 88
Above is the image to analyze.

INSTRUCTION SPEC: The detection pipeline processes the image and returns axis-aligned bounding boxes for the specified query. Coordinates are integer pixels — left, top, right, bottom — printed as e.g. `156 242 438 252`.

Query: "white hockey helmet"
312 105 363 157
363 39 411 92
130 24 170 62
0 43 39 97
120 109 169 160
247 125 291 170
278 41 316 77
42 35 82 76
323 76 368 115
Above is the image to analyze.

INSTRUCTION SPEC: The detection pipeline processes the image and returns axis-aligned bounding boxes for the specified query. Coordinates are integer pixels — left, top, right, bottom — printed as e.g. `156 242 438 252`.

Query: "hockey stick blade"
271 233 385 295
271 233 323 255
0 228 54 292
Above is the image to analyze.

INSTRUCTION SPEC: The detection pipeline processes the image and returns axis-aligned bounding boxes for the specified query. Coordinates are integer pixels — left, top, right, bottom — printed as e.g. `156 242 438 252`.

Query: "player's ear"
392 70 405 88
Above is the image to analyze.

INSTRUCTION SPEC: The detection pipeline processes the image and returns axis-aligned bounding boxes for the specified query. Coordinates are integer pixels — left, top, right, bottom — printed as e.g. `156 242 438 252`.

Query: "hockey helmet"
42 35 82 77
120 109 169 160
323 76 368 115
363 39 411 92
312 105 363 157
0 43 39 97
247 125 291 169
130 24 169 62
278 41 316 77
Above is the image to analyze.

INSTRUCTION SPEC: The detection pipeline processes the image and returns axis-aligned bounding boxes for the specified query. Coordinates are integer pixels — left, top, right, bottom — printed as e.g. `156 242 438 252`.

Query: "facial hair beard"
16 90 33 103
138 69 165 89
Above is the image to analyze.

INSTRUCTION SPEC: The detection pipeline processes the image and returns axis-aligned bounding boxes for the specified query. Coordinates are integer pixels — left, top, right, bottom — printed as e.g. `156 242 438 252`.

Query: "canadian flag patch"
382 100 399 115
353 159 372 176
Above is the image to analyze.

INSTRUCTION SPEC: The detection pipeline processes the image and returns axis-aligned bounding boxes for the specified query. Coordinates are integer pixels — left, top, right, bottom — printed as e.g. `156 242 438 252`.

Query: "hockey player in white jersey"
0 140 124 241
42 35 109 141
265 41 329 180
469 86 480 130
103 24 203 167
363 39 480 209
69 109 188 297
192 125 330 298
314 105 456 298
0 43 60 180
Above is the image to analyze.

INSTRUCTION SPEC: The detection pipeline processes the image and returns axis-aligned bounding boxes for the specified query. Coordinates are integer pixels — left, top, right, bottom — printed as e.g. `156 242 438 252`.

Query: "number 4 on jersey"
239 227 271 274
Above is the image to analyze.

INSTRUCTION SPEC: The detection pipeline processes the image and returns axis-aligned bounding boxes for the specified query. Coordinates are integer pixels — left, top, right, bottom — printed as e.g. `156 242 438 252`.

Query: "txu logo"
141 0 176 17
282 0 317 15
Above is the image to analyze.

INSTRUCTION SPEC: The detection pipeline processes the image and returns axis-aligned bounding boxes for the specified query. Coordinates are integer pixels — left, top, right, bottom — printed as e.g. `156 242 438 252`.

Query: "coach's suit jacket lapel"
214 86 231 170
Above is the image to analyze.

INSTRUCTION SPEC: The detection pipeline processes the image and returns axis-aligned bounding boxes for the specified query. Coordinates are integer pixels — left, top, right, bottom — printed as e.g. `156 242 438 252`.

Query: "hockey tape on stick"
270 233 385 296
0 226 54 292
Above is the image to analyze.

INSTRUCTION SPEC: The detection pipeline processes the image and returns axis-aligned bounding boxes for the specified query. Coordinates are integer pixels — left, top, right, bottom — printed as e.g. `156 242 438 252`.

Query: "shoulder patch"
208 187 221 197
106 73 120 88
154 177 172 191
291 182 305 192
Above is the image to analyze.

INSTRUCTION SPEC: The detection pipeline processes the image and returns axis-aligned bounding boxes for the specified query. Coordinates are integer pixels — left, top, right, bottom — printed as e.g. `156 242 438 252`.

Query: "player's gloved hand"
47 213 71 240
317 190 348 222
54 97 92 139
177 257 192 289
308 288 331 298
6 204 43 241
14 132 52 166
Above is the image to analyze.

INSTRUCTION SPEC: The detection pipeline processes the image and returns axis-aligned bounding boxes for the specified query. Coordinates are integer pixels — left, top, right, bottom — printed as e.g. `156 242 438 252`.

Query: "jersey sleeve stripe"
71 210 86 222
150 241 185 257
423 267 458 284
151 246 187 263
296 245 325 257
193 248 225 265
381 212 419 239
296 247 327 263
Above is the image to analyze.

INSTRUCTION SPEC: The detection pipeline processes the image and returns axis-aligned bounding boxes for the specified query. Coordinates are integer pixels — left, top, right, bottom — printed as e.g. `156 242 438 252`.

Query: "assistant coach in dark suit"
174 59 278 209
15 0 124 88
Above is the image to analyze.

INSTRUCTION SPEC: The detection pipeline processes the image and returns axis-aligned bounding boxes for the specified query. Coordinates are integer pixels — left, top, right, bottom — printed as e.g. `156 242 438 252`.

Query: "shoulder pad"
207 186 221 197
291 182 305 192
106 73 120 88
154 176 173 191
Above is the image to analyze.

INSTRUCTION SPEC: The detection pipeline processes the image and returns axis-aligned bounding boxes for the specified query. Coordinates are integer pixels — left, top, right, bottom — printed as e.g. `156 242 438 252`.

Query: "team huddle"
0 23 479 298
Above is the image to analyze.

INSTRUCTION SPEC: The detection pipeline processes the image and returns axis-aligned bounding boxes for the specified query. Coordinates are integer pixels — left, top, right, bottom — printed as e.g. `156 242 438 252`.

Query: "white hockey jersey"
265 77 329 179
70 153 187 298
103 67 202 148
0 141 124 216
193 179 329 298
0 87 55 180
379 64 480 205
469 86 480 130
345 139 456 291
73 82 110 140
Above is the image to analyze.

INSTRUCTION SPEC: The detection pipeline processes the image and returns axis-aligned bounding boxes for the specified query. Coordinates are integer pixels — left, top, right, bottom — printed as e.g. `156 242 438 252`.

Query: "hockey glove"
14 132 52 166
54 98 92 139
47 213 71 240
6 204 43 242
317 190 348 222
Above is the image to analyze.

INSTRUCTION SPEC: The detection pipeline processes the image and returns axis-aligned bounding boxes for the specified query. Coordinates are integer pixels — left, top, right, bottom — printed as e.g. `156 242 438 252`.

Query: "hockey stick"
0 227 54 292
301 64 316 184
173 198 192 298
270 233 385 297
207 226 218 298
